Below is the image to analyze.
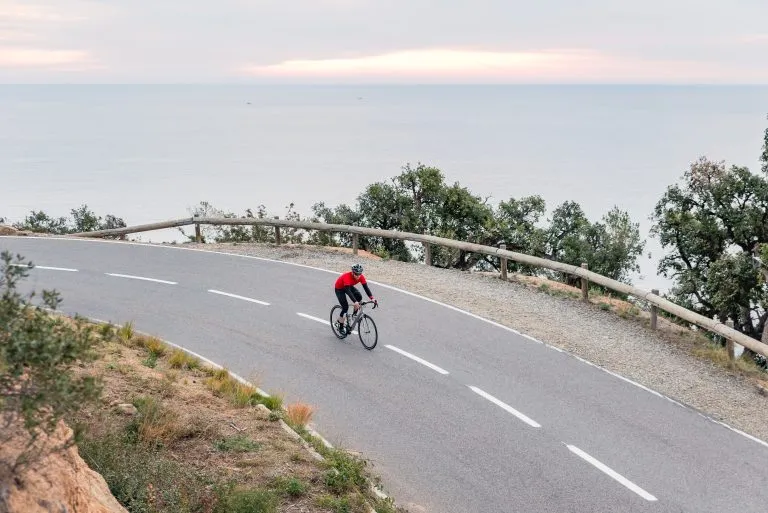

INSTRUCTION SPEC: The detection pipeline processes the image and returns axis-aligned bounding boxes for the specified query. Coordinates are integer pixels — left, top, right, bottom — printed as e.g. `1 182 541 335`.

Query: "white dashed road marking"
105 273 177 285
468 385 541 428
385 345 450 375
566 444 658 502
208 289 270 305
297 313 327 324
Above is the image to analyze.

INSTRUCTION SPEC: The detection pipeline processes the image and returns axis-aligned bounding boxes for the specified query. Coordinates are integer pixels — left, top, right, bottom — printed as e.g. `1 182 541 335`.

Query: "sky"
0 0 767 83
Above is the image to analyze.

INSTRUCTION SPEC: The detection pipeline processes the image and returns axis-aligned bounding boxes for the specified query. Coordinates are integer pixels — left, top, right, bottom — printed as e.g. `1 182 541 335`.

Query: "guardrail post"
423 242 431 266
725 319 735 360
352 233 359 255
273 216 281 245
581 263 589 302
650 289 659 330
499 243 508 281
195 223 201 243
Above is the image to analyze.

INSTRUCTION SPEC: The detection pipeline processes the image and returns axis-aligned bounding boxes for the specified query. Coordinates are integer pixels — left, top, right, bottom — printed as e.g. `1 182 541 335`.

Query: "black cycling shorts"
335 286 362 314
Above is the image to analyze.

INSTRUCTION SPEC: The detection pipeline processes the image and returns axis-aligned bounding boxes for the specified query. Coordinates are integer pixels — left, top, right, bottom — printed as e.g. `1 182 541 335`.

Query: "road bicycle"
329 300 379 350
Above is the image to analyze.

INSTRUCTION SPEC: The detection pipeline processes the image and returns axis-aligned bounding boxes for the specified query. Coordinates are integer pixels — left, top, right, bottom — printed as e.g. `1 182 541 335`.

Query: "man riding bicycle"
334 263 377 335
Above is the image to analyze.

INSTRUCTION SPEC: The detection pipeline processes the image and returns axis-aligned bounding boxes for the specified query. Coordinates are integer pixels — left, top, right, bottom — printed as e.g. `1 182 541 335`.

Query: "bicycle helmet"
351 263 364 274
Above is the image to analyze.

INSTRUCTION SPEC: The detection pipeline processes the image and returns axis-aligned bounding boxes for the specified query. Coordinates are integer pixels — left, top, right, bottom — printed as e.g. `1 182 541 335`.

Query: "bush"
11 204 126 235
0 251 103 471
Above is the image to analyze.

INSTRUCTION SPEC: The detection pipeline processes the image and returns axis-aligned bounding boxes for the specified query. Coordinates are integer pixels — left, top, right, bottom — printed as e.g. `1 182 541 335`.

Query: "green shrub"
78 432 220 512
213 487 278 513
0 251 103 470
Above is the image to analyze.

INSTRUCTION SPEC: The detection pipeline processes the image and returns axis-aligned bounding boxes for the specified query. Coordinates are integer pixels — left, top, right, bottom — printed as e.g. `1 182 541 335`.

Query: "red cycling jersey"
335 271 367 289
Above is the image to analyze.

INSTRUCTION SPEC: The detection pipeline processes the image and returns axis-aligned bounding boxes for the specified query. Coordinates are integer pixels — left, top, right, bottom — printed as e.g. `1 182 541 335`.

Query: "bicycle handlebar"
359 300 378 309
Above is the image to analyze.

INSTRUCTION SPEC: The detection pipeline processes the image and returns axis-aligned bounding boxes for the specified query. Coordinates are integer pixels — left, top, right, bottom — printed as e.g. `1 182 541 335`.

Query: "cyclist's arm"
361 282 373 299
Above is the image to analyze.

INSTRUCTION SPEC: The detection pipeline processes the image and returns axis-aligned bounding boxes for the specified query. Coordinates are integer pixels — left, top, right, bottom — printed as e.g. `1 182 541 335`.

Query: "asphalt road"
3 236 768 513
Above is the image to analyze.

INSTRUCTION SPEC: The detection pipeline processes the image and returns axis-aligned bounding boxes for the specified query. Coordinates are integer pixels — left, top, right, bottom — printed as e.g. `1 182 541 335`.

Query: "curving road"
3 236 768 513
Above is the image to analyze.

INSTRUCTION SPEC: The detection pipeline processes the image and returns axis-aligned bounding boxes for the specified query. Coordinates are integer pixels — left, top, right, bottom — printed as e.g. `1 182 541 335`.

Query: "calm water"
2 84 767 292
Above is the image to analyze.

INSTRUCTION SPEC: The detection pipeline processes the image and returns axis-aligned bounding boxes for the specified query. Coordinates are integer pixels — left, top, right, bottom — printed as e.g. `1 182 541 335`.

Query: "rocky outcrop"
0 419 127 513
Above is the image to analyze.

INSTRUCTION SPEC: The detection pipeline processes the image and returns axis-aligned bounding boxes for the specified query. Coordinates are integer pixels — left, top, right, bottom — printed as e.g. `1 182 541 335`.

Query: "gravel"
160 241 768 444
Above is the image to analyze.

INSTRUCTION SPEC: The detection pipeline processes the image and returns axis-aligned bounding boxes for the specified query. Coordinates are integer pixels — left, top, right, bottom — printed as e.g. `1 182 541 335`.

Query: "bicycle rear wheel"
357 314 378 350
329 305 345 339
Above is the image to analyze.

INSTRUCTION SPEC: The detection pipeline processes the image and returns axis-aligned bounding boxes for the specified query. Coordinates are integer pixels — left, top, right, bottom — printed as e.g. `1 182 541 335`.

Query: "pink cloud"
0 30 37 42
0 47 93 69
742 34 768 43
0 3 87 23
239 47 767 83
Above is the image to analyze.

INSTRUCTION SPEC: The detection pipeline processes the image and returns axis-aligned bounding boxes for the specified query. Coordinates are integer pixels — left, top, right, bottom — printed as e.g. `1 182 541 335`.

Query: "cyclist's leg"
349 287 363 327
335 288 348 324
352 287 363 311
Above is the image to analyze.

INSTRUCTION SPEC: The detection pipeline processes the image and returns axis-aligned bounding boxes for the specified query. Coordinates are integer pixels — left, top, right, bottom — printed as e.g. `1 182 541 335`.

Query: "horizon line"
1 81 767 86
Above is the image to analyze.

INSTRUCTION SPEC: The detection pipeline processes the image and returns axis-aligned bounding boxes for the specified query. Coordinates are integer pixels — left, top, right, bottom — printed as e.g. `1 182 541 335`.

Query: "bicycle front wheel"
357 314 378 350
329 305 345 339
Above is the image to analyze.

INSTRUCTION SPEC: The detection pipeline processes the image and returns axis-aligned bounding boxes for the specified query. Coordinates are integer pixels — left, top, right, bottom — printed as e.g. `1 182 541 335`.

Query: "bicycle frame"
347 300 375 327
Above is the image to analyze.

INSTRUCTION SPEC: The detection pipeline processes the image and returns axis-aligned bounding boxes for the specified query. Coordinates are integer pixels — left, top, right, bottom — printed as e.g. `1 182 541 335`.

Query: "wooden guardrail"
72 216 768 360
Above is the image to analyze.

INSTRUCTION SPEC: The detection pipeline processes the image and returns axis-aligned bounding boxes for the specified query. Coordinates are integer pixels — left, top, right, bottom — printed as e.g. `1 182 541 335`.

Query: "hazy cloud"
0 48 91 68
0 1 109 72
742 34 768 43
0 0 766 82
240 47 765 83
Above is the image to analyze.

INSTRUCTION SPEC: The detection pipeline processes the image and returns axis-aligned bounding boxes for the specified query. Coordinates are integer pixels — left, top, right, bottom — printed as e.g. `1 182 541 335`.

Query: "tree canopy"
306 163 645 283
650 118 768 359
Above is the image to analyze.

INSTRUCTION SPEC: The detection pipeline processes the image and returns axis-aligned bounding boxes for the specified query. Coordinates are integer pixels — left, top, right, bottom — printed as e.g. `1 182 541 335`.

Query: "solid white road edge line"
566 444 658 502
208 289 270 306
105 272 177 285
11 263 78 272
13 236 768 450
468 385 541 428
385 345 450 375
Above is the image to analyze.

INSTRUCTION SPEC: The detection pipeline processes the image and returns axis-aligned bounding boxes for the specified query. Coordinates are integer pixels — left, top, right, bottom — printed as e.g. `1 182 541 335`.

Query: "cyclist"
334 263 377 335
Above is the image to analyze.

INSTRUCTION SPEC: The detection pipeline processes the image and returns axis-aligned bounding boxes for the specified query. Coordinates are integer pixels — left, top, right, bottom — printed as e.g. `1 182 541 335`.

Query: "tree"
13 210 69 234
650 155 768 361
352 163 496 266
312 162 645 277
1 251 103 472
12 204 126 236
310 201 362 248
356 180 414 261
544 202 645 287
431 182 494 269
489 195 548 274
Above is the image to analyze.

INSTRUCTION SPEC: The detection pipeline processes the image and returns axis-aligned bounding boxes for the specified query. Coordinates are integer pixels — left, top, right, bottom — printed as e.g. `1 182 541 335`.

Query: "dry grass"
285 402 315 428
692 343 768 376
204 369 263 407
116 321 134 343
168 349 200 370
128 395 185 446
65 324 404 513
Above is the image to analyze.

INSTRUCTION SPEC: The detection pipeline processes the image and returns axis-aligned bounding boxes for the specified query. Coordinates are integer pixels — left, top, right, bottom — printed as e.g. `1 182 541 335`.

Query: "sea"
2 84 768 293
